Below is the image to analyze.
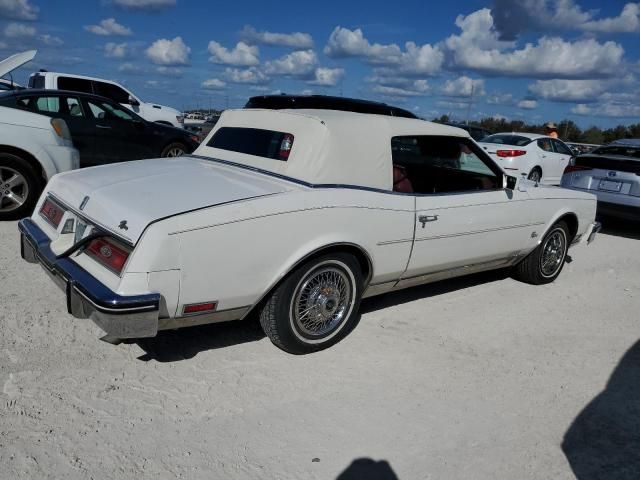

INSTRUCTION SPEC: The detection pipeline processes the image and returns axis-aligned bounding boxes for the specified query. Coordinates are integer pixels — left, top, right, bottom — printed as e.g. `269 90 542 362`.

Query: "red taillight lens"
278 133 294 160
85 237 131 275
496 149 527 158
39 198 65 228
564 165 593 174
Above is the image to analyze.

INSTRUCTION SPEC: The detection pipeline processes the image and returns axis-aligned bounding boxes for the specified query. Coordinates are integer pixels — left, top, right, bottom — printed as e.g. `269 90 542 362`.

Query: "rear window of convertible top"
207 127 293 161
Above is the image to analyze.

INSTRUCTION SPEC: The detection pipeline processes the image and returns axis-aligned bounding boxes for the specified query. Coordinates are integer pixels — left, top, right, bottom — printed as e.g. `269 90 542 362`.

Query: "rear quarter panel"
154 188 415 314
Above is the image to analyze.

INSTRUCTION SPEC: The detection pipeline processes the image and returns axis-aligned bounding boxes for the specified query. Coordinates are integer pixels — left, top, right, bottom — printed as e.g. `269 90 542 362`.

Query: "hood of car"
0 50 36 78
46 156 293 243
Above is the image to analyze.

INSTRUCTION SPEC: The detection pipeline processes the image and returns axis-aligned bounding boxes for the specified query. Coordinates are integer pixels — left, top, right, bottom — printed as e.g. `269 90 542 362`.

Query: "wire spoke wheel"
540 228 567 277
291 264 354 339
0 166 29 213
165 146 185 157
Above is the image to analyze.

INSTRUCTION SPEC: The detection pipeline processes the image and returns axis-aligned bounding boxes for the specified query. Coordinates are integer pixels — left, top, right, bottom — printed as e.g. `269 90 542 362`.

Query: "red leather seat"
393 165 413 193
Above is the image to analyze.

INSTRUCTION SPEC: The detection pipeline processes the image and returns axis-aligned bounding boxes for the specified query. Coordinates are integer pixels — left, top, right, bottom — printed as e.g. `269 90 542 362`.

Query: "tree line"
434 115 640 145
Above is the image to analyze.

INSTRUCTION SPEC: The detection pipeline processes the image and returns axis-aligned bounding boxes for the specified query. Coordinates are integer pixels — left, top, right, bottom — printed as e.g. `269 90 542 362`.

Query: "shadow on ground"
599 216 640 240
132 318 265 362
336 458 398 480
361 268 510 315
563 340 640 479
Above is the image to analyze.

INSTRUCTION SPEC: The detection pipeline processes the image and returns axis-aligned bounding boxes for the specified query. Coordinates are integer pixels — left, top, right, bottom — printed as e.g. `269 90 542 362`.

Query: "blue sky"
1 0 639 127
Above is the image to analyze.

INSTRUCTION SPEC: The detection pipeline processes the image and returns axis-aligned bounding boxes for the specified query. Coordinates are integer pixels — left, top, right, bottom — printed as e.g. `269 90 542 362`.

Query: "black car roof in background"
245 94 418 119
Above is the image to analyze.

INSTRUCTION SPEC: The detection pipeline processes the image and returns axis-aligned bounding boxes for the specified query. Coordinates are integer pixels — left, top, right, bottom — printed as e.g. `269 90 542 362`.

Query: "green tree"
581 127 604 145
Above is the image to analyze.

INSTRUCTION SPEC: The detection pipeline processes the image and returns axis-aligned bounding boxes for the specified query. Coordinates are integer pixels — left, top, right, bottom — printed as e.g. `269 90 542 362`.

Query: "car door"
551 139 573 183
392 135 538 289
82 98 153 164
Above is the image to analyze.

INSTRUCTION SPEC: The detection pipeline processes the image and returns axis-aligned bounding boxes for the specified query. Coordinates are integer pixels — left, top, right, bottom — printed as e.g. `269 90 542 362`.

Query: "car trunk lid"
46 156 293 243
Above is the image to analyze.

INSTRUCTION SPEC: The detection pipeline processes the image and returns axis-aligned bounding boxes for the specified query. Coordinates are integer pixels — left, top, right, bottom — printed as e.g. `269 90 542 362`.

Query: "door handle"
96 124 111 129
418 214 438 228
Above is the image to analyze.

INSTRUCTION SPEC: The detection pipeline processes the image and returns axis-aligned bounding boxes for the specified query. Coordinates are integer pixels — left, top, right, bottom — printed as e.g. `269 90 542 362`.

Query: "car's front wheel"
513 220 570 285
0 153 41 221
259 253 363 354
528 167 542 183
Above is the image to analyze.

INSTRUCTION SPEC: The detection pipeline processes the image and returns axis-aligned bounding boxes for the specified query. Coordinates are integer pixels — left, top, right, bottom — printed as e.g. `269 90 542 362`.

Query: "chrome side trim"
377 238 413 246
158 306 250 331
415 222 545 242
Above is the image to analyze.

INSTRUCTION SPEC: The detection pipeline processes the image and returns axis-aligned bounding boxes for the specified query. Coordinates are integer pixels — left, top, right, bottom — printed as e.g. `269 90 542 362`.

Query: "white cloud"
373 80 431 97
486 92 514 105
445 9 514 52
202 78 226 89
104 42 130 58
572 102 640 117
240 25 313 49
0 41 7 49
112 0 176 11
223 67 270 85
0 0 38 21
442 76 485 97
118 62 145 75
84 18 132 36
492 0 640 38
208 41 259 67
582 2 640 33
156 66 182 77
528 79 606 103
4 22 35 37
264 50 317 76
146 36 190 66
517 99 538 109
308 67 345 86
436 100 472 110
40 34 63 47
249 85 270 92
324 26 443 75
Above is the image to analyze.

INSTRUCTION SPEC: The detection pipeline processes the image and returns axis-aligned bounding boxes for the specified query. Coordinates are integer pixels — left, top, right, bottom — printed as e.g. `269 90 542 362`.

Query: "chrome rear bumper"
19 218 160 339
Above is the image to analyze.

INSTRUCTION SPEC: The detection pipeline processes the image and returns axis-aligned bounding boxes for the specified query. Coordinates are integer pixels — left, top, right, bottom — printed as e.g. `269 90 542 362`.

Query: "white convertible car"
19 109 600 353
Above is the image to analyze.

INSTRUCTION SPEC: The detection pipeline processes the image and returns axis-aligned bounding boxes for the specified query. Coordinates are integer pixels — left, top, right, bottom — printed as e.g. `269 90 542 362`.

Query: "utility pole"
465 83 475 125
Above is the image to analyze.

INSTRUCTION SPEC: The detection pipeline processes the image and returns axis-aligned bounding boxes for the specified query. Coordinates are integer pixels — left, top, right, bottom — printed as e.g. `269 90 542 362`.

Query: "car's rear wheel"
161 142 187 158
0 153 41 221
513 220 569 285
259 253 363 354
528 167 542 183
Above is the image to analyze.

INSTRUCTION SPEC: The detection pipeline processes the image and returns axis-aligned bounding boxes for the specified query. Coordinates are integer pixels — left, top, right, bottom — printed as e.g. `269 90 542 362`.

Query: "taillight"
85 237 131 275
278 133 294 160
39 198 66 228
496 149 527 157
563 165 593 174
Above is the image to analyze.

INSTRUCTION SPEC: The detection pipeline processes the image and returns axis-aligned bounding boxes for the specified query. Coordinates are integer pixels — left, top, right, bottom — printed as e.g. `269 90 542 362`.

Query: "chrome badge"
119 220 128 231
79 196 90 210
607 171 617 177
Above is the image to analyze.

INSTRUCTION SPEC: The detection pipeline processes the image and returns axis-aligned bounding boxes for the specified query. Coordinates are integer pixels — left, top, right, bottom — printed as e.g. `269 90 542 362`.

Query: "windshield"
481 134 533 147
591 146 640 159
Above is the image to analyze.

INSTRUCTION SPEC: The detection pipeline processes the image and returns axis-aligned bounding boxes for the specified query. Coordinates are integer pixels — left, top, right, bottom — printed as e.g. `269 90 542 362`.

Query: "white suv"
0 106 79 220
29 72 184 128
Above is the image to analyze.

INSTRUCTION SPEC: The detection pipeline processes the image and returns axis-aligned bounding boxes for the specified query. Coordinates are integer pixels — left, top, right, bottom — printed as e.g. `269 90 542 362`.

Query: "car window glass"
391 135 501 194
553 140 573 155
101 102 135 121
93 81 130 104
86 100 135 122
66 97 83 117
35 96 61 113
482 134 532 147
58 77 94 94
86 101 107 120
208 127 294 161
538 138 553 152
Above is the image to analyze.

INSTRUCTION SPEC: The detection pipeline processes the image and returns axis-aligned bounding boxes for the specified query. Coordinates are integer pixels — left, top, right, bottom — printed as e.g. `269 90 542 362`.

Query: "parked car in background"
444 122 492 142
561 139 640 221
478 133 574 185
0 90 199 167
245 94 418 118
0 106 78 220
29 71 184 128
0 50 35 91
19 108 599 354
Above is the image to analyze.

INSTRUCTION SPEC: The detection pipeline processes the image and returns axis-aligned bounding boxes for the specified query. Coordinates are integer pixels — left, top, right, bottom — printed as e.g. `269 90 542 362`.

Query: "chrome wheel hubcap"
0 167 28 213
540 229 566 277
292 265 353 338
166 147 185 157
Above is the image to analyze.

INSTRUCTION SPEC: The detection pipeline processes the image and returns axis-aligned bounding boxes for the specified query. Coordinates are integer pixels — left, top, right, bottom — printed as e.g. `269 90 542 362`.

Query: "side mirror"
506 175 517 190
128 95 140 107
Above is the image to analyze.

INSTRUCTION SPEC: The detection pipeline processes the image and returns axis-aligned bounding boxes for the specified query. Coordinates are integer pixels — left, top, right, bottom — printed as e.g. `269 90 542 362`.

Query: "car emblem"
100 245 112 258
607 171 617 177
119 220 128 231
79 196 90 210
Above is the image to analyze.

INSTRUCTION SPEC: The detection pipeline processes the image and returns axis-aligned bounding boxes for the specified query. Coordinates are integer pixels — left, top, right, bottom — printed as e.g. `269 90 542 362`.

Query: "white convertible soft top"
194 108 470 190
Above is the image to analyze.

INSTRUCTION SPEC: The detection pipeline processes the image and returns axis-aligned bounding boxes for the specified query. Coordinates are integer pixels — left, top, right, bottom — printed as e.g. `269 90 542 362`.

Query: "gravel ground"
1 219 639 479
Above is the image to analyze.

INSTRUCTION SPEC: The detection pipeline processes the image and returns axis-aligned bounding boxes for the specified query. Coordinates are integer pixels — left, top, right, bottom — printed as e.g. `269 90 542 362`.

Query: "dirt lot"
1 219 639 479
